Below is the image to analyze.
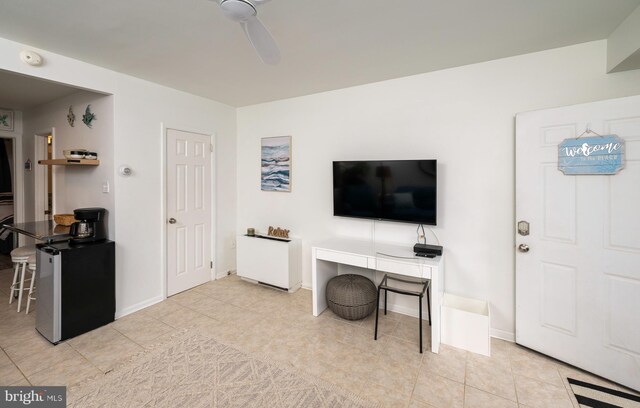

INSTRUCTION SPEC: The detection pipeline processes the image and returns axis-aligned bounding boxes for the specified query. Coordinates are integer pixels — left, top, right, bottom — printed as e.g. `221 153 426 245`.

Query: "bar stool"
26 254 37 314
374 274 431 353
9 245 36 312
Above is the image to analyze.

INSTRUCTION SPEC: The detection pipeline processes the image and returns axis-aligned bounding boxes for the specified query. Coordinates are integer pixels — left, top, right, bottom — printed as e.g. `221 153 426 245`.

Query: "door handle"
168 218 177 224
518 244 530 253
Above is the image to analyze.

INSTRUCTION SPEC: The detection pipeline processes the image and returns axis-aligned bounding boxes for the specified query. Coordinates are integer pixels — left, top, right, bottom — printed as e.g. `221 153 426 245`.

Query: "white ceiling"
0 70 81 110
0 0 638 107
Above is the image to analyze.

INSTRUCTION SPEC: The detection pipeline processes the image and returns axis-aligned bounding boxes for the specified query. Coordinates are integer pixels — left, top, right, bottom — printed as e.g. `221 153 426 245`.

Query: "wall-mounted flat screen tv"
332 160 437 225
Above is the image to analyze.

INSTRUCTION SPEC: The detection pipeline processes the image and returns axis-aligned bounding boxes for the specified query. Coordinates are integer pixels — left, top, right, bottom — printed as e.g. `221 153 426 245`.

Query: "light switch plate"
102 181 110 193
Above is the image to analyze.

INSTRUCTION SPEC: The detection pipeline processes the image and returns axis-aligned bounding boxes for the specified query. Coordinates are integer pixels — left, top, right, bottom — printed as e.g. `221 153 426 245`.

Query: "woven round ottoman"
326 274 377 320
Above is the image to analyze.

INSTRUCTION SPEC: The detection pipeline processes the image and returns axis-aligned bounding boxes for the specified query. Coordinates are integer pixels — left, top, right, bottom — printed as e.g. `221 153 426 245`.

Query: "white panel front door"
516 95 640 391
166 129 212 296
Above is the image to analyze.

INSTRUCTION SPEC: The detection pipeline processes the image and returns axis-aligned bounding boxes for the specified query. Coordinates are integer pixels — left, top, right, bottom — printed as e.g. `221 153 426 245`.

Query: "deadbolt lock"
517 220 530 236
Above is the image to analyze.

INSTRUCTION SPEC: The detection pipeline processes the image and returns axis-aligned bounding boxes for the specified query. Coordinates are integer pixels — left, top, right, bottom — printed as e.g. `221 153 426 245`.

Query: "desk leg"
311 251 338 317
430 262 444 354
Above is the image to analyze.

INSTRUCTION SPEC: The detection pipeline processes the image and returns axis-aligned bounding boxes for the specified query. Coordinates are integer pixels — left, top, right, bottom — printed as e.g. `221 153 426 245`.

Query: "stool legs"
419 294 423 353
16 262 27 312
374 274 430 353
26 269 36 315
426 284 431 326
9 262 20 303
374 286 381 341
384 288 387 315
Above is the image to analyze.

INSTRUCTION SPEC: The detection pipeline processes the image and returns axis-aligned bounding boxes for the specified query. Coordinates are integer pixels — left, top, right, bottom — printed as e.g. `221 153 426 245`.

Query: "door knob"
518 244 530 253
168 218 177 224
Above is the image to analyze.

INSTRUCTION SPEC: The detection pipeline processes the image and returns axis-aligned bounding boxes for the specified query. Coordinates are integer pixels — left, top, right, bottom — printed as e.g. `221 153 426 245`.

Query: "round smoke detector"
20 50 43 66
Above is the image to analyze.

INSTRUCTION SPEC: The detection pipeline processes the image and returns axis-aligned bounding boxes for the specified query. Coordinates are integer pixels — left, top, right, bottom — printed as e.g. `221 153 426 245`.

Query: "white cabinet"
236 235 302 292
441 294 491 356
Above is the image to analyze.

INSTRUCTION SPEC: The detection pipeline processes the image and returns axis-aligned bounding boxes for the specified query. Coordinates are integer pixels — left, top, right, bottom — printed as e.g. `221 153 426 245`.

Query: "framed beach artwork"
0 109 14 132
261 136 291 192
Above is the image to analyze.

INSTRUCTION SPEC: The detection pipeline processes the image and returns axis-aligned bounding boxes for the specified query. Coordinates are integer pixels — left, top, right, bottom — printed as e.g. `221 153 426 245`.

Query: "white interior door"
166 129 212 296
516 95 640 391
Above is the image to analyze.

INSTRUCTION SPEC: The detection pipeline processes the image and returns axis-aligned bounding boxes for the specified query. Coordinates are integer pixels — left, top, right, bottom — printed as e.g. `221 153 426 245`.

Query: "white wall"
22 92 115 238
0 36 237 317
113 75 238 315
236 40 640 338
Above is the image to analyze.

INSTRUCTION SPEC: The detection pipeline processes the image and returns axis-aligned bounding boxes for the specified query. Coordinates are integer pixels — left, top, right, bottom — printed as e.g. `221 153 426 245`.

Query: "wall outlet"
102 181 110 193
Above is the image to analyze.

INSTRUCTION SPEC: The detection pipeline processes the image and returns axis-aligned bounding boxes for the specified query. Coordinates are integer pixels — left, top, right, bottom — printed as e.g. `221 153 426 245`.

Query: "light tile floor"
0 270 637 407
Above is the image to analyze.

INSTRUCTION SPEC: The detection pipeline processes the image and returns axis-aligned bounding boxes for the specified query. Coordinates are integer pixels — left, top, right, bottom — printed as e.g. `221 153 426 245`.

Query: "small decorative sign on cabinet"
267 226 290 239
558 135 624 175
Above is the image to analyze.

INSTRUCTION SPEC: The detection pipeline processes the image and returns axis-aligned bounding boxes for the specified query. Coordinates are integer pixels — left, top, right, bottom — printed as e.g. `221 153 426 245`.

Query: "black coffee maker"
69 207 107 244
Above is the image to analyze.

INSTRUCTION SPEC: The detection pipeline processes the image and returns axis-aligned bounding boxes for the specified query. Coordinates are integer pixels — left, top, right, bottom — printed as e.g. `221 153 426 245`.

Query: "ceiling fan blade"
241 16 281 65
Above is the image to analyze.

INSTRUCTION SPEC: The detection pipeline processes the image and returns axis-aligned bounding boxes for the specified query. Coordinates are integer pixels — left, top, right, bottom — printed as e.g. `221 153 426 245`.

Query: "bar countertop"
1 220 71 243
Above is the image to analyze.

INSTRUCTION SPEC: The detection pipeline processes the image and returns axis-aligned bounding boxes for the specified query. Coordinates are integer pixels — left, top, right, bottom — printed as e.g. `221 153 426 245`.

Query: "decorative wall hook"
576 124 602 139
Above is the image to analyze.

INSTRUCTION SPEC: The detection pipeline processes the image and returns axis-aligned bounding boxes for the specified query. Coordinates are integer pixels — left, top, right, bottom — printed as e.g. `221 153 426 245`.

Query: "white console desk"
311 237 444 353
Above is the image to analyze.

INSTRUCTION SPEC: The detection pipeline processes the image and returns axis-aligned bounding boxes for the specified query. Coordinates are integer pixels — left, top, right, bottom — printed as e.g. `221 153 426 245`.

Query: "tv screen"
333 160 437 225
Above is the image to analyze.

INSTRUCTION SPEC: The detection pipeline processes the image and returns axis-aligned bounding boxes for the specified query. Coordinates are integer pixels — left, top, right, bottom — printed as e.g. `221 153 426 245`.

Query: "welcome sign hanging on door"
558 135 625 175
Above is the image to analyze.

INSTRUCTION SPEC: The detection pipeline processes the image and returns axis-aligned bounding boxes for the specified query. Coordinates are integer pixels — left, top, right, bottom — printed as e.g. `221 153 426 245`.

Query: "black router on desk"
414 243 443 258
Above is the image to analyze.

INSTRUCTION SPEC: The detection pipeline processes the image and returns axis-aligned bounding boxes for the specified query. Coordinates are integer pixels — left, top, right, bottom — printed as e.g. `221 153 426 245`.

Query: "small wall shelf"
38 159 100 166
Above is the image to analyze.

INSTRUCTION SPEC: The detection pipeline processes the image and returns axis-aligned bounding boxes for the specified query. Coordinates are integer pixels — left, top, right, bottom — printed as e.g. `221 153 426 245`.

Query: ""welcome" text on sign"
558 135 625 175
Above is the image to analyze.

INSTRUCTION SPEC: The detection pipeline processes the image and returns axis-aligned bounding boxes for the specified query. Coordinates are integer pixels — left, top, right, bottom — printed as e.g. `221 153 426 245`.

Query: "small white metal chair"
9 245 36 312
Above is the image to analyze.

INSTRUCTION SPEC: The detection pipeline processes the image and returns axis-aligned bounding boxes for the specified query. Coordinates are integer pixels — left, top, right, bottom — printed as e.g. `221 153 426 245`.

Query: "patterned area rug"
568 378 640 408
69 330 378 408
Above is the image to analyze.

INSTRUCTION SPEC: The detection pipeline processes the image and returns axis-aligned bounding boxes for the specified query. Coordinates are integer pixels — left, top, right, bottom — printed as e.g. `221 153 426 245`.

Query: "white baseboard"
301 284 312 290
490 328 515 342
115 295 164 319
216 269 236 280
288 283 302 293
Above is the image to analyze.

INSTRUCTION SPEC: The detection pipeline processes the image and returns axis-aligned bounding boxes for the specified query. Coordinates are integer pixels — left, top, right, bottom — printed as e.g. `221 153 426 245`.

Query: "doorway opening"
34 130 54 222
0 137 15 269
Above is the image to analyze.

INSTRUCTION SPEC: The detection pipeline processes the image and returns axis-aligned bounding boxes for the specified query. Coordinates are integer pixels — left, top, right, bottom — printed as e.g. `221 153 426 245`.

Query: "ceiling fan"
214 0 281 65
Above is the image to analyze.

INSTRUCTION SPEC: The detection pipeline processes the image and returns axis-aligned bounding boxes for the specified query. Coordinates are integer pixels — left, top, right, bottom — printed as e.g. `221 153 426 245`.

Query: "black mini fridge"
35 240 115 344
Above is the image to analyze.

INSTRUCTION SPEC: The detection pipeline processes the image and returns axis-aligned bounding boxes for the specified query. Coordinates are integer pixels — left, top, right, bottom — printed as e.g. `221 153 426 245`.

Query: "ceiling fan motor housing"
216 0 280 65
220 0 257 22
